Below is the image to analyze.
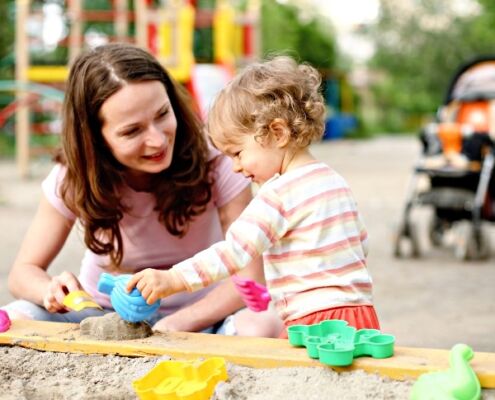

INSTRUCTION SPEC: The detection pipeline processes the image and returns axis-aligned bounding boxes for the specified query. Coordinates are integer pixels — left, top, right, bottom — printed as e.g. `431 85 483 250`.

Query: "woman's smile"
143 149 166 162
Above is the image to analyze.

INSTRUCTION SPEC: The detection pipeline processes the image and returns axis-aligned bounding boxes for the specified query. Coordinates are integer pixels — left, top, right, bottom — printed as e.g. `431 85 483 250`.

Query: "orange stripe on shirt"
268 259 367 289
283 188 350 219
285 210 358 237
265 235 363 261
214 246 239 276
276 165 334 196
229 229 258 260
238 216 277 245
193 260 213 287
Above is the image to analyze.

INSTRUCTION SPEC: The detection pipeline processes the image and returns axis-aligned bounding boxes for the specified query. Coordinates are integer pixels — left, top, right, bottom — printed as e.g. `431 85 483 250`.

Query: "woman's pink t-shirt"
41 151 249 314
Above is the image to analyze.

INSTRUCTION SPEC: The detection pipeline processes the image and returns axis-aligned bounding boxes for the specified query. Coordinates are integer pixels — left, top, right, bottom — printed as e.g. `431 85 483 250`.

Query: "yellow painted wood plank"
27 66 69 82
1 320 495 388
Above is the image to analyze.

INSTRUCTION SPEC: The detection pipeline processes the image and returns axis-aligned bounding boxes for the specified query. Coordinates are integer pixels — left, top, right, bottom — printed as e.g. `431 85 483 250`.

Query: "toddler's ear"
268 118 291 147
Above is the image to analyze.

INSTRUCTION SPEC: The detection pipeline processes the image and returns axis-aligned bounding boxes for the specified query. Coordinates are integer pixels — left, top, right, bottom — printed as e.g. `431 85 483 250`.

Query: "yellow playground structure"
12 0 260 177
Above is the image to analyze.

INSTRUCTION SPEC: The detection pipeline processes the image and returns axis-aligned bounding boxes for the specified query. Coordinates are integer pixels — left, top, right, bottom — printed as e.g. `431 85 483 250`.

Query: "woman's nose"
145 123 167 146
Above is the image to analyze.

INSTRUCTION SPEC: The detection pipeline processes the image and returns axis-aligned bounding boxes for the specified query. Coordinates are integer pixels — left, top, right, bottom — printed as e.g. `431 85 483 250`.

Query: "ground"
0 135 494 352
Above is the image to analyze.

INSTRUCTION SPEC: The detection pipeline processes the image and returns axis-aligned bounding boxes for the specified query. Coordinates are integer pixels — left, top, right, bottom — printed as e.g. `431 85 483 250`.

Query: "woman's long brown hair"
55 43 214 269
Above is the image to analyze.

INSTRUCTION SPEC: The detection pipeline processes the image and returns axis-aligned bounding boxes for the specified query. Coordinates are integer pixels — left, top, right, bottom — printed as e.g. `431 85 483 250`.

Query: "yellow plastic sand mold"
62 290 102 312
133 357 228 400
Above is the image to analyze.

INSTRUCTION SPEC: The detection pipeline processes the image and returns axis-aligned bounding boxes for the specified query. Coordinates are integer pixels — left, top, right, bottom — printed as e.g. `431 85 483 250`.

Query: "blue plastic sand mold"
97 273 160 323
132 357 228 400
287 319 395 367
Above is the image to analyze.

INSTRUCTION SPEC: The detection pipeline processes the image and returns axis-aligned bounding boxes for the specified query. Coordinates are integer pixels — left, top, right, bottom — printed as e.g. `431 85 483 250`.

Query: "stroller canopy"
445 56 495 104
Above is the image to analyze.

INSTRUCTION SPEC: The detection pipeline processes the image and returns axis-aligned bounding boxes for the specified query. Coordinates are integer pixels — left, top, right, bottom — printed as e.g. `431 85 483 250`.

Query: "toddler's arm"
126 268 187 304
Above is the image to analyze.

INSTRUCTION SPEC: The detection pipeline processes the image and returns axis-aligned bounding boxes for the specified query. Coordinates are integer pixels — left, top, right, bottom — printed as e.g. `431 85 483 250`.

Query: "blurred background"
1 0 495 351
1 0 495 167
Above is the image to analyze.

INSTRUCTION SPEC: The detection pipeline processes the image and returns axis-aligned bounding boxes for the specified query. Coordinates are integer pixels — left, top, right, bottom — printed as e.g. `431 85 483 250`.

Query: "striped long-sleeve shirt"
174 161 374 323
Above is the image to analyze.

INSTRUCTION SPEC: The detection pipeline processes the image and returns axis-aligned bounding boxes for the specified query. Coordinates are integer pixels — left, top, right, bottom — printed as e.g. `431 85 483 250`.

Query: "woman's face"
100 80 177 178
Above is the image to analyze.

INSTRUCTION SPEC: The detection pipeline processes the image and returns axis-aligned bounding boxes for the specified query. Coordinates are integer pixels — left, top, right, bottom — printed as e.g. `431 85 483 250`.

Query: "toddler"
127 56 380 337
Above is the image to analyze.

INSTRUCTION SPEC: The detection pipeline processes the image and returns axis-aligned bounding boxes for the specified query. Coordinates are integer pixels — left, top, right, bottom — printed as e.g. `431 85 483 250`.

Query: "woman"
3 43 281 336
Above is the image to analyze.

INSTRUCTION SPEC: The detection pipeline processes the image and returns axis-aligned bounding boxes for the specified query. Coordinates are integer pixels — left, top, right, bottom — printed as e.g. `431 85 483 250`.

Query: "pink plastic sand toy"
0 310 11 333
231 275 271 312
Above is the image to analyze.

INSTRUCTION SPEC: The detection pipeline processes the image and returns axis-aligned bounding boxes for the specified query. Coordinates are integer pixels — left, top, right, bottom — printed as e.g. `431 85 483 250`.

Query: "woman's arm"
153 186 264 332
8 194 80 312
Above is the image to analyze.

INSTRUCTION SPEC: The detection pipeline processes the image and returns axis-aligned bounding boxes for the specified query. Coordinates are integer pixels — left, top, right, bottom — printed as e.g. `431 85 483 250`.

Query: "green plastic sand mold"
287 319 395 367
410 343 481 400
132 357 228 400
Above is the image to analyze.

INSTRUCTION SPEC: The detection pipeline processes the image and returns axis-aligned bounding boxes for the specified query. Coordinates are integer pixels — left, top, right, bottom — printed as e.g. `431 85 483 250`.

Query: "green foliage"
0 0 15 80
369 0 495 133
297 19 335 69
261 0 300 58
260 0 336 69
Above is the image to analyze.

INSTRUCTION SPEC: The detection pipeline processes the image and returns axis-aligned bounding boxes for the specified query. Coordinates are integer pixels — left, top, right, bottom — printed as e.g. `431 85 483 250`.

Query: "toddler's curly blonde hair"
208 56 326 148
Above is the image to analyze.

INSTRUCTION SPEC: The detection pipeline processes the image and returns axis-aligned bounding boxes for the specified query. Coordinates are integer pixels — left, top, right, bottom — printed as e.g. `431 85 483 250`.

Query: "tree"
261 0 336 69
369 0 495 132
0 0 15 80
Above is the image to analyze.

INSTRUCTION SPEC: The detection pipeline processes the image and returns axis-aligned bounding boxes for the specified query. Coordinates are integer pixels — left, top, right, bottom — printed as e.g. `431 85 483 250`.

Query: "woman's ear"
268 118 291 147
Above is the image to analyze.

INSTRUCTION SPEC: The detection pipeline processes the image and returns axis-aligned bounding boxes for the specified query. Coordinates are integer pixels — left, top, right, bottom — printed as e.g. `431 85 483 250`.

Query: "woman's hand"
42 271 82 313
152 315 188 333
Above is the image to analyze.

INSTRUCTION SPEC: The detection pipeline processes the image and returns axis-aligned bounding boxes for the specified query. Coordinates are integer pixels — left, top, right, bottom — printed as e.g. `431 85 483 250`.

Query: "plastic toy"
132 357 228 400
97 273 160 323
0 309 11 333
231 275 271 312
62 290 102 312
411 343 481 400
287 319 395 367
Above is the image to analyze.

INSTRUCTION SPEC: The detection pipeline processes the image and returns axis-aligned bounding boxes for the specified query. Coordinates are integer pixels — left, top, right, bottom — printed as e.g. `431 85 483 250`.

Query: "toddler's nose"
232 158 242 173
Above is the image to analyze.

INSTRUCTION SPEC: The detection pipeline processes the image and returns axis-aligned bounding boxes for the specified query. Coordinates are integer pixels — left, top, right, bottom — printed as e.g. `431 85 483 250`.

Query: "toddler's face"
212 132 287 185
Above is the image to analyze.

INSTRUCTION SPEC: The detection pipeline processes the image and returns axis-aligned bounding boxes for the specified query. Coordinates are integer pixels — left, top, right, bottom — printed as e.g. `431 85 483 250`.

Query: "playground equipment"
14 0 136 177
321 70 358 140
12 0 260 177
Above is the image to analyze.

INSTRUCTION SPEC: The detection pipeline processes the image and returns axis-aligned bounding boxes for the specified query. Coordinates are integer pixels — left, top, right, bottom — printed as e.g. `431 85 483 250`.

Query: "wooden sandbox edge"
1 319 494 388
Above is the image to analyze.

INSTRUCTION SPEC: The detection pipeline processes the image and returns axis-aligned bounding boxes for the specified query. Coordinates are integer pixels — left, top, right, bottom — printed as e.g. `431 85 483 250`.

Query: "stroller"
394 56 495 260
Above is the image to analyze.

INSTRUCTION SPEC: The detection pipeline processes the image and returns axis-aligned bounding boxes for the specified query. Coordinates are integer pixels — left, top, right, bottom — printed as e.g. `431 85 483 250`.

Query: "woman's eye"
122 128 141 137
157 109 168 119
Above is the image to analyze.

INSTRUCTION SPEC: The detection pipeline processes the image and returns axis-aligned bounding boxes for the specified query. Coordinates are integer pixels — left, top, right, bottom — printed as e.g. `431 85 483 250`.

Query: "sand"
80 313 153 340
0 346 415 400
2 346 495 400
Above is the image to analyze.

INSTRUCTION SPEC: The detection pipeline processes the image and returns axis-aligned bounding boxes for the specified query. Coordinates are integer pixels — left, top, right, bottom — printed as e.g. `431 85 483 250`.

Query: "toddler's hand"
126 269 186 305
231 275 271 312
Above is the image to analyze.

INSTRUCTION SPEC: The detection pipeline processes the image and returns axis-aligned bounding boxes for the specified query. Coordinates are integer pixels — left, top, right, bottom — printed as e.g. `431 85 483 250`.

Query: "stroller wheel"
454 223 491 261
393 222 421 258
429 216 447 247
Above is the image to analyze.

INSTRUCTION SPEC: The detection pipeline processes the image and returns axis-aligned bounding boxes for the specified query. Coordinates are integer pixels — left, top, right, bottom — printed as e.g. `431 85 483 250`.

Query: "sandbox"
1 320 495 399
